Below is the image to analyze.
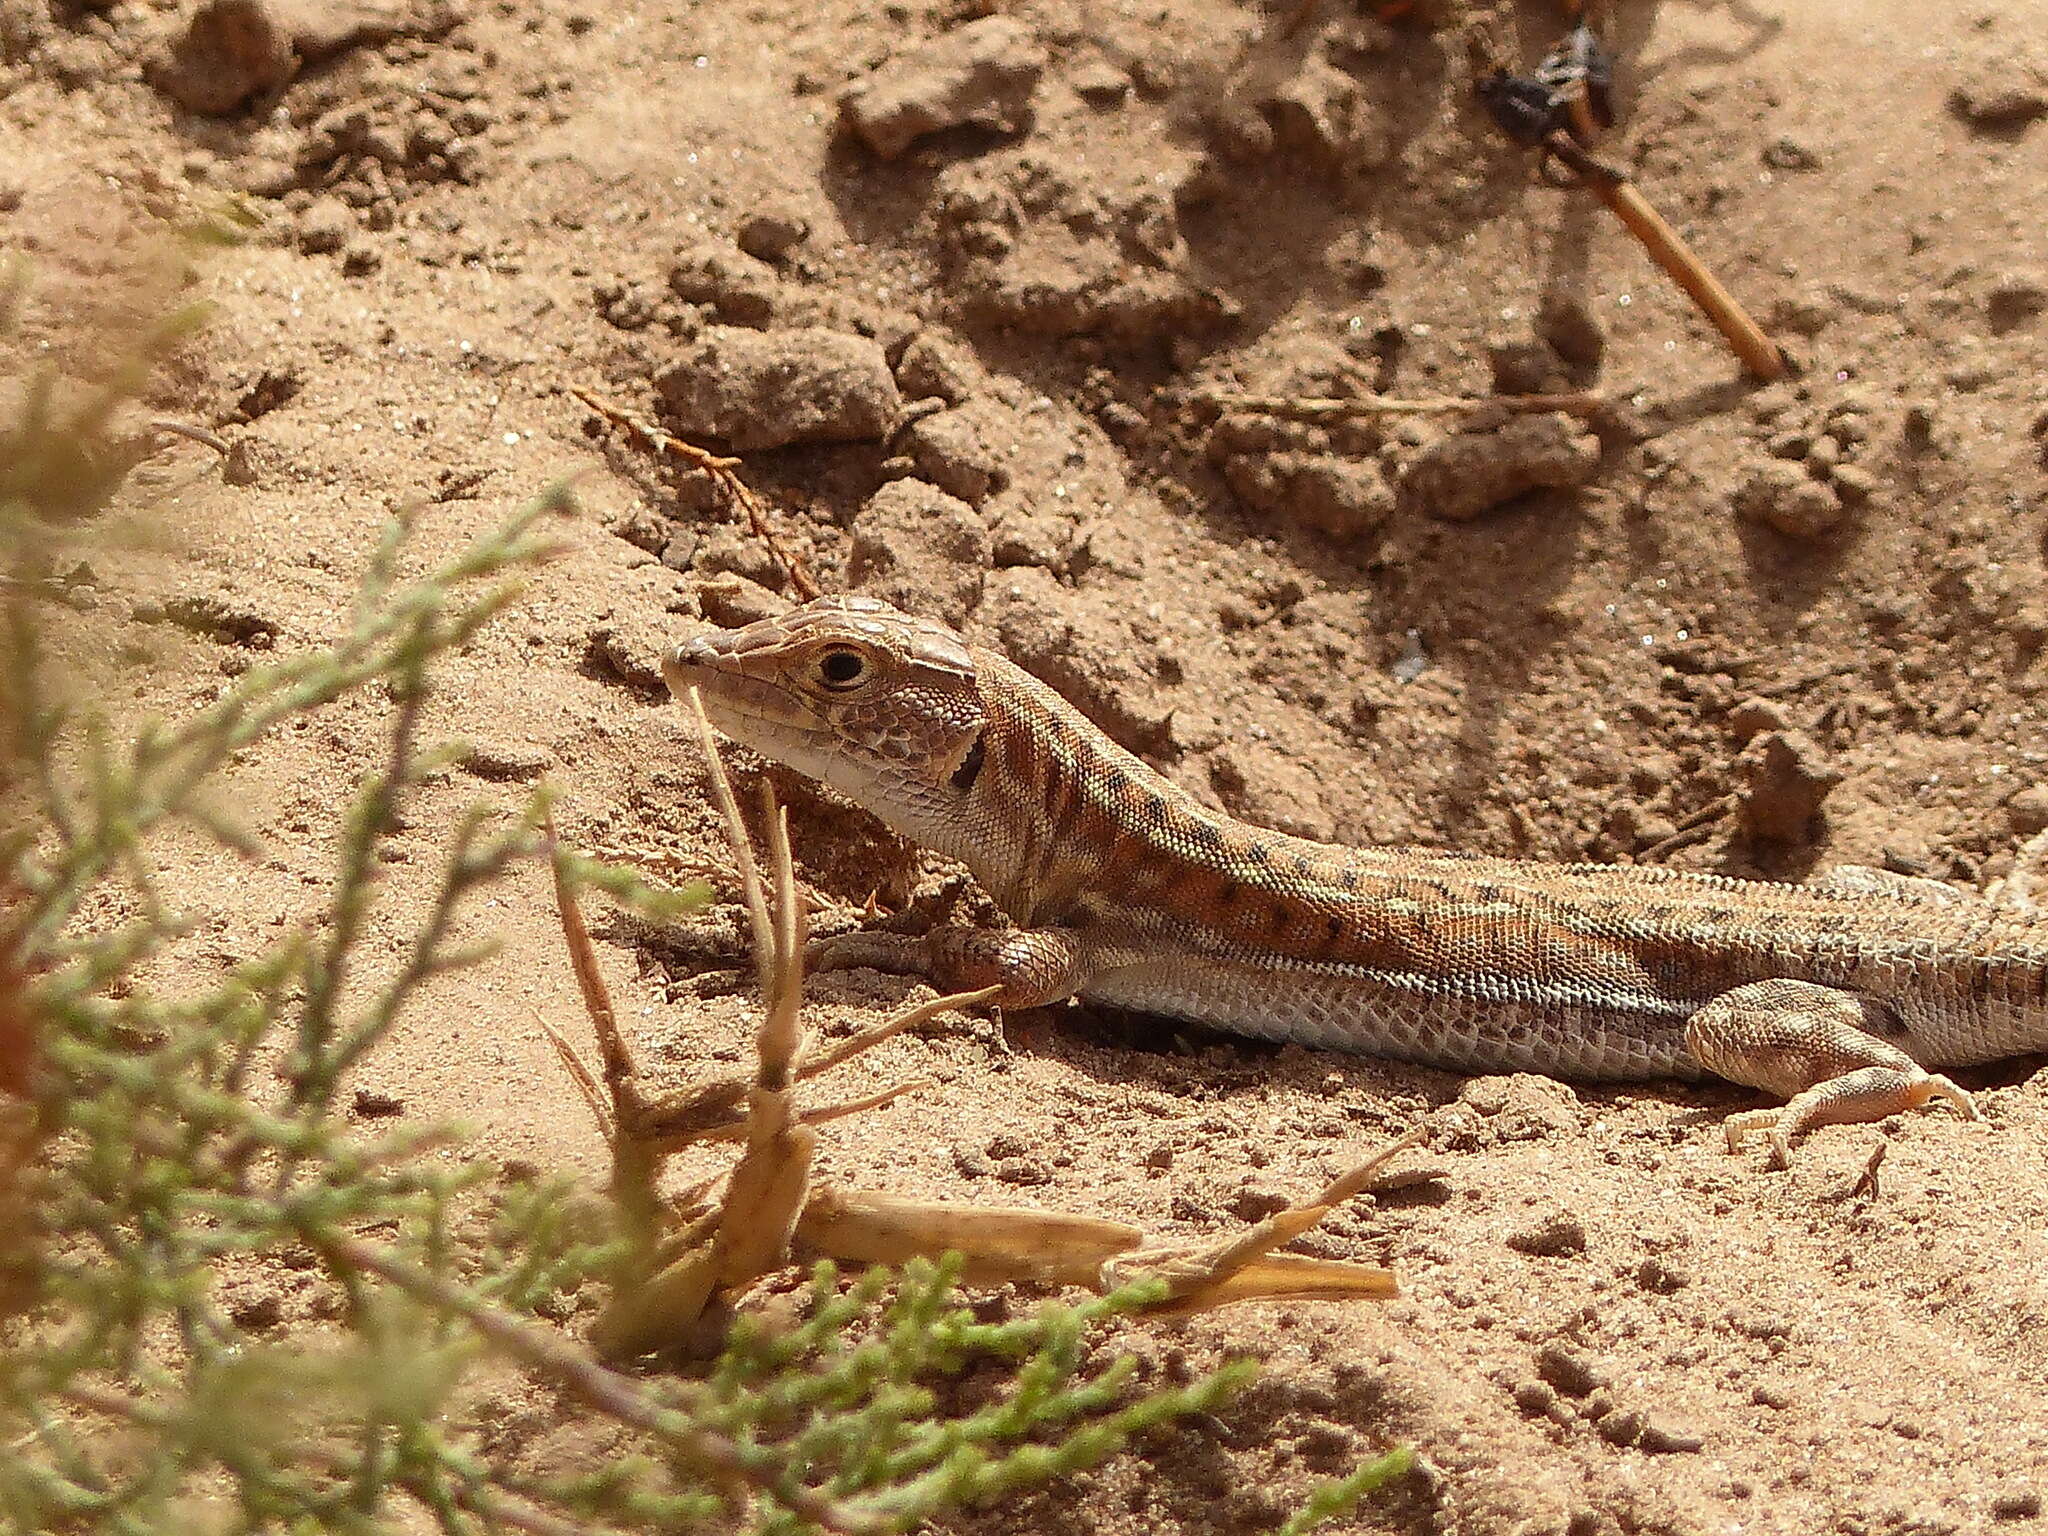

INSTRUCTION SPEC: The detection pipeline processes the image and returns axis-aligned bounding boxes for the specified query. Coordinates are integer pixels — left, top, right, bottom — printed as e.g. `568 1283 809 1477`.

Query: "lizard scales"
667 595 2046 1161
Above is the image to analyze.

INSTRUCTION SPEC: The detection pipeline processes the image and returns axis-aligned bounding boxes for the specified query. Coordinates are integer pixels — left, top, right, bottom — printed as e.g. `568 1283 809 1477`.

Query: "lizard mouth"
663 637 826 758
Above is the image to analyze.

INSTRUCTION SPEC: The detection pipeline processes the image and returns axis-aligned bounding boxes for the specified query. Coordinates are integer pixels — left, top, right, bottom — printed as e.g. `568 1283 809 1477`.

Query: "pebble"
1508 1213 1588 1258
652 326 901 450
1738 729 1842 844
839 16 1047 159
1404 414 1601 522
736 203 809 264
1534 1342 1604 1397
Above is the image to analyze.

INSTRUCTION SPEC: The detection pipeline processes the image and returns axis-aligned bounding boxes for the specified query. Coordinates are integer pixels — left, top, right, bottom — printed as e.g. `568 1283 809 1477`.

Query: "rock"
1263 55 1393 174
148 0 457 115
653 327 901 451
1828 462 1880 503
1987 269 2048 331
1220 448 1396 541
848 479 990 626
1738 729 1841 843
894 330 985 403
1535 291 1606 371
1949 54 2048 133
1761 136 1822 170
839 17 1047 159
295 195 352 255
1534 1343 1603 1397
900 403 1008 506
1402 414 1601 521
2004 784 2048 835
696 574 785 629
1507 1214 1588 1258
736 203 809 264
148 0 294 115
1733 458 1847 539
1487 335 1565 396
460 740 551 783
1070 58 1130 106
668 242 780 327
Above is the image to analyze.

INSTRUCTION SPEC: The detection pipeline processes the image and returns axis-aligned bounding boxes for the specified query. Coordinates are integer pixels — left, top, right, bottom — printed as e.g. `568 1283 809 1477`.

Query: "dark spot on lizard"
1325 915 1345 948
1145 791 1169 826
1341 868 1360 890
1271 902 1292 933
1217 878 1240 905
1246 842 1272 868
949 732 986 791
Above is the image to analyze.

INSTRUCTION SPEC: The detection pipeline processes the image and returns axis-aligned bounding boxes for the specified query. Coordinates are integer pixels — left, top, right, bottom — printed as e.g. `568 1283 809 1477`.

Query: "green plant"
0 267 1407 1535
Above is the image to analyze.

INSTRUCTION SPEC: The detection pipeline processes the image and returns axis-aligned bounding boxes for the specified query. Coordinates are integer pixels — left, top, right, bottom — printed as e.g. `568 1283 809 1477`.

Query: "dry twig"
570 385 820 599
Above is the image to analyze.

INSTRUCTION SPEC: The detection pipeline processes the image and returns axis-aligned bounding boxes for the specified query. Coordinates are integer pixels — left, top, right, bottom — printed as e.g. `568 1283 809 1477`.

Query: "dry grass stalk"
547 695 1420 1360
570 385 821 599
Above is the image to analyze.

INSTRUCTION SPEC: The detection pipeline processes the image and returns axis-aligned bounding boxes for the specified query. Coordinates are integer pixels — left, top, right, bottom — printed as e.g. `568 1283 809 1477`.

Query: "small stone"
1738 729 1842 844
229 1290 286 1330
895 330 984 403
296 195 352 254
1761 137 1822 171
696 574 784 629
1597 1409 1645 1447
1949 56 2048 132
736 203 809 264
653 327 901 451
339 240 380 277
2005 785 2048 835
668 242 780 327
1403 413 1601 521
1634 1256 1690 1294
840 16 1047 159
351 1087 405 1118
1071 58 1130 105
1508 1213 1588 1258
901 404 1006 506
848 479 989 626
1637 1417 1705 1454
460 740 550 783
147 0 294 116
1734 458 1847 539
1511 1380 1558 1415
1828 463 1880 503
1487 335 1565 396
1534 1342 1604 1397
994 1157 1051 1186
1535 291 1605 370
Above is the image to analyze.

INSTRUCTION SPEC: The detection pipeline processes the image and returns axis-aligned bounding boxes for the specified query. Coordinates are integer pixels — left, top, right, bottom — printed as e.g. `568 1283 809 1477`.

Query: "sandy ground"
8 0 2048 1530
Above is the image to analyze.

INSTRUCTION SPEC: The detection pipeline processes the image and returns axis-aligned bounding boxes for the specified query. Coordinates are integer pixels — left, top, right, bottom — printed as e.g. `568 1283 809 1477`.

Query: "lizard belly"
1074 954 1706 1082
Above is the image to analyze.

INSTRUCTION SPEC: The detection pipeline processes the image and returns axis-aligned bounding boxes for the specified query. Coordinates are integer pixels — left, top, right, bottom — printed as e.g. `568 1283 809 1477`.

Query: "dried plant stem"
570 385 820 599
1543 134 1788 382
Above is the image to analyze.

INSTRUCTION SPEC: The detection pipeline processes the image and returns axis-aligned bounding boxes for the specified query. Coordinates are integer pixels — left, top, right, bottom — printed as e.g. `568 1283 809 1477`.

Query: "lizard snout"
662 634 724 700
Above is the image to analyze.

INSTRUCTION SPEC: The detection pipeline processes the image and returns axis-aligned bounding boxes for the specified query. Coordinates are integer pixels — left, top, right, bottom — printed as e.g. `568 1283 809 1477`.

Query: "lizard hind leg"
1682 979 1980 1169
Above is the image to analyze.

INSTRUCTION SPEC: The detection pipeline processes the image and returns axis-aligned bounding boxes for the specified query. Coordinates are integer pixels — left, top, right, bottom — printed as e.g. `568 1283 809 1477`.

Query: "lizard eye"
816 647 869 690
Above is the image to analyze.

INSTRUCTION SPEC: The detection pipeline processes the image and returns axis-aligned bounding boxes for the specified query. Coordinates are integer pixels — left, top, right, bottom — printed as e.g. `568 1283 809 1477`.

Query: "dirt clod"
839 17 1047 160
1738 729 1842 844
849 479 989 626
653 327 901 450
1402 415 1602 522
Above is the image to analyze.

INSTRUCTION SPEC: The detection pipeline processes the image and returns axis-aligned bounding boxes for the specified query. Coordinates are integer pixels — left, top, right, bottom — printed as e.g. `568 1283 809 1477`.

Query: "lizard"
663 593 2048 1166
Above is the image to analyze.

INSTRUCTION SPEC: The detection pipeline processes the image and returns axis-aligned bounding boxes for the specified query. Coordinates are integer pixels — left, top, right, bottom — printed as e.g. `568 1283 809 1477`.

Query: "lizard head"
663 595 990 846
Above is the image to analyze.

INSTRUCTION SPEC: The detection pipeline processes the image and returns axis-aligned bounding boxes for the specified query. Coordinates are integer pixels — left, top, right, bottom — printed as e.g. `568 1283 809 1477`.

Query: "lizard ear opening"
948 731 986 792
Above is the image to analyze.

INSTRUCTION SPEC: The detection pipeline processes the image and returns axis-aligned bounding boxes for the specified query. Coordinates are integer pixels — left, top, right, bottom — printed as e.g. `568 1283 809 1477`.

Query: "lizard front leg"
806 925 1091 1010
1683 979 1979 1169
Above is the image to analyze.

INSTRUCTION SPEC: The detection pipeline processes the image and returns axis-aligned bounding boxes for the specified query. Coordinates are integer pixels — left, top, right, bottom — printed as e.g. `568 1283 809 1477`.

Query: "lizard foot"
807 924 1087 1011
1685 979 1980 1169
